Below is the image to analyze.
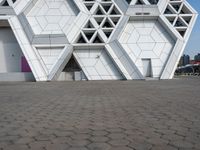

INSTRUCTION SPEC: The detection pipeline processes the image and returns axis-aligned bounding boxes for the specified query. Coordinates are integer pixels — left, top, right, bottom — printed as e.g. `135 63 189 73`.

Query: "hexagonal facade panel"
119 20 175 78
26 0 79 34
0 0 198 81
73 48 123 80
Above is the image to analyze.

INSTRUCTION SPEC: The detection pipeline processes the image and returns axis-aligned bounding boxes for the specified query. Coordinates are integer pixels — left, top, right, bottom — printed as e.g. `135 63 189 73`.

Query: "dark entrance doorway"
57 56 84 81
63 56 81 72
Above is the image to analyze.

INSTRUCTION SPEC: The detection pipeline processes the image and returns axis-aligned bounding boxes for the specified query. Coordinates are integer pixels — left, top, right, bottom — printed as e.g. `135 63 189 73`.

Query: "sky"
184 0 200 59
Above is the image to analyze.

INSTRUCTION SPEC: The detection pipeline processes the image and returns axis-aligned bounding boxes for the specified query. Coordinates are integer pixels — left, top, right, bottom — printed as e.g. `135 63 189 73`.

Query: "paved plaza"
0 77 200 150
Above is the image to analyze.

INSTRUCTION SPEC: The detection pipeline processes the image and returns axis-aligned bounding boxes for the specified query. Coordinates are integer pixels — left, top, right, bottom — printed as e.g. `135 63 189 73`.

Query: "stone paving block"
13 137 35 144
146 137 169 145
90 136 109 142
6 130 28 136
51 137 71 144
91 131 108 136
150 144 178 150
34 134 55 141
109 139 130 146
68 140 90 147
0 78 200 149
3 144 29 150
29 141 52 150
106 128 124 133
0 135 20 143
109 147 133 150
108 133 127 139
71 134 91 140
44 143 70 150
87 142 111 150
68 147 88 150
129 141 153 150
74 129 92 134
161 133 184 141
169 140 194 149
52 131 74 137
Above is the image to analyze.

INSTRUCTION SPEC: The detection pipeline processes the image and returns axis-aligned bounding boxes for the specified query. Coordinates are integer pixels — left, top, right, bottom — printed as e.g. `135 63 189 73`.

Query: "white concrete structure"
0 0 198 81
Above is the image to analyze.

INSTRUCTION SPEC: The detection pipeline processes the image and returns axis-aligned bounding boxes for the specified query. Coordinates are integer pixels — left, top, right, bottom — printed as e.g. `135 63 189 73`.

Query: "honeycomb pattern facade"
0 0 198 81
73 48 123 80
26 0 79 34
119 20 175 78
164 0 193 37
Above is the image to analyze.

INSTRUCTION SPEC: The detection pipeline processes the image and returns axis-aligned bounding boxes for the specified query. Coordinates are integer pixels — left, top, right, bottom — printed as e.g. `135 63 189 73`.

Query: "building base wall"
57 71 87 81
0 73 35 82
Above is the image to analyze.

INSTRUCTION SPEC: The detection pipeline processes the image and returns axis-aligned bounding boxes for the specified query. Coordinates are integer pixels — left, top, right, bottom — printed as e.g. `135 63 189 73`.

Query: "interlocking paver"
71 134 91 140
129 141 153 150
109 147 133 150
91 131 108 136
146 137 169 145
0 135 20 143
68 147 88 150
68 140 90 147
29 141 52 150
108 133 127 139
90 136 109 142
53 130 74 137
34 134 55 141
150 145 178 150
109 139 130 146
3 144 29 150
0 77 200 150
51 136 71 144
87 142 111 150
44 143 70 150
169 139 194 149
13 137 35 144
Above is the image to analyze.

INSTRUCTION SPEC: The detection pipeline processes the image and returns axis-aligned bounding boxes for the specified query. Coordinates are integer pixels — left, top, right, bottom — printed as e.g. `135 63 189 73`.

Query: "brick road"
0 77 200 150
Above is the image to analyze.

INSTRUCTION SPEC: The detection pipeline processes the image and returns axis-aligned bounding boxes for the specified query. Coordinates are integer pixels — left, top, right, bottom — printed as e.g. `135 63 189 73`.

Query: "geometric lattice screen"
77 0 122 44
164 0 193 37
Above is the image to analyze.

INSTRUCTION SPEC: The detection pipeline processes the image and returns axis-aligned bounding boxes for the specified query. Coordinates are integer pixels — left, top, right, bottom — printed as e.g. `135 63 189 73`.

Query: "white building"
0 0 198 81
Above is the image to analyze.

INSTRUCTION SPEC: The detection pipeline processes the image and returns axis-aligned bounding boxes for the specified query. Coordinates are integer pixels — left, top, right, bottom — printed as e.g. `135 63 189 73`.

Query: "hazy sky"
185 0 200 59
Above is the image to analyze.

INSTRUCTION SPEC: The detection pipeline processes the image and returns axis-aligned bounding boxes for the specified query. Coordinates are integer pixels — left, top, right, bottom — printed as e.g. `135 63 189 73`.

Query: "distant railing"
175 64 200 76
